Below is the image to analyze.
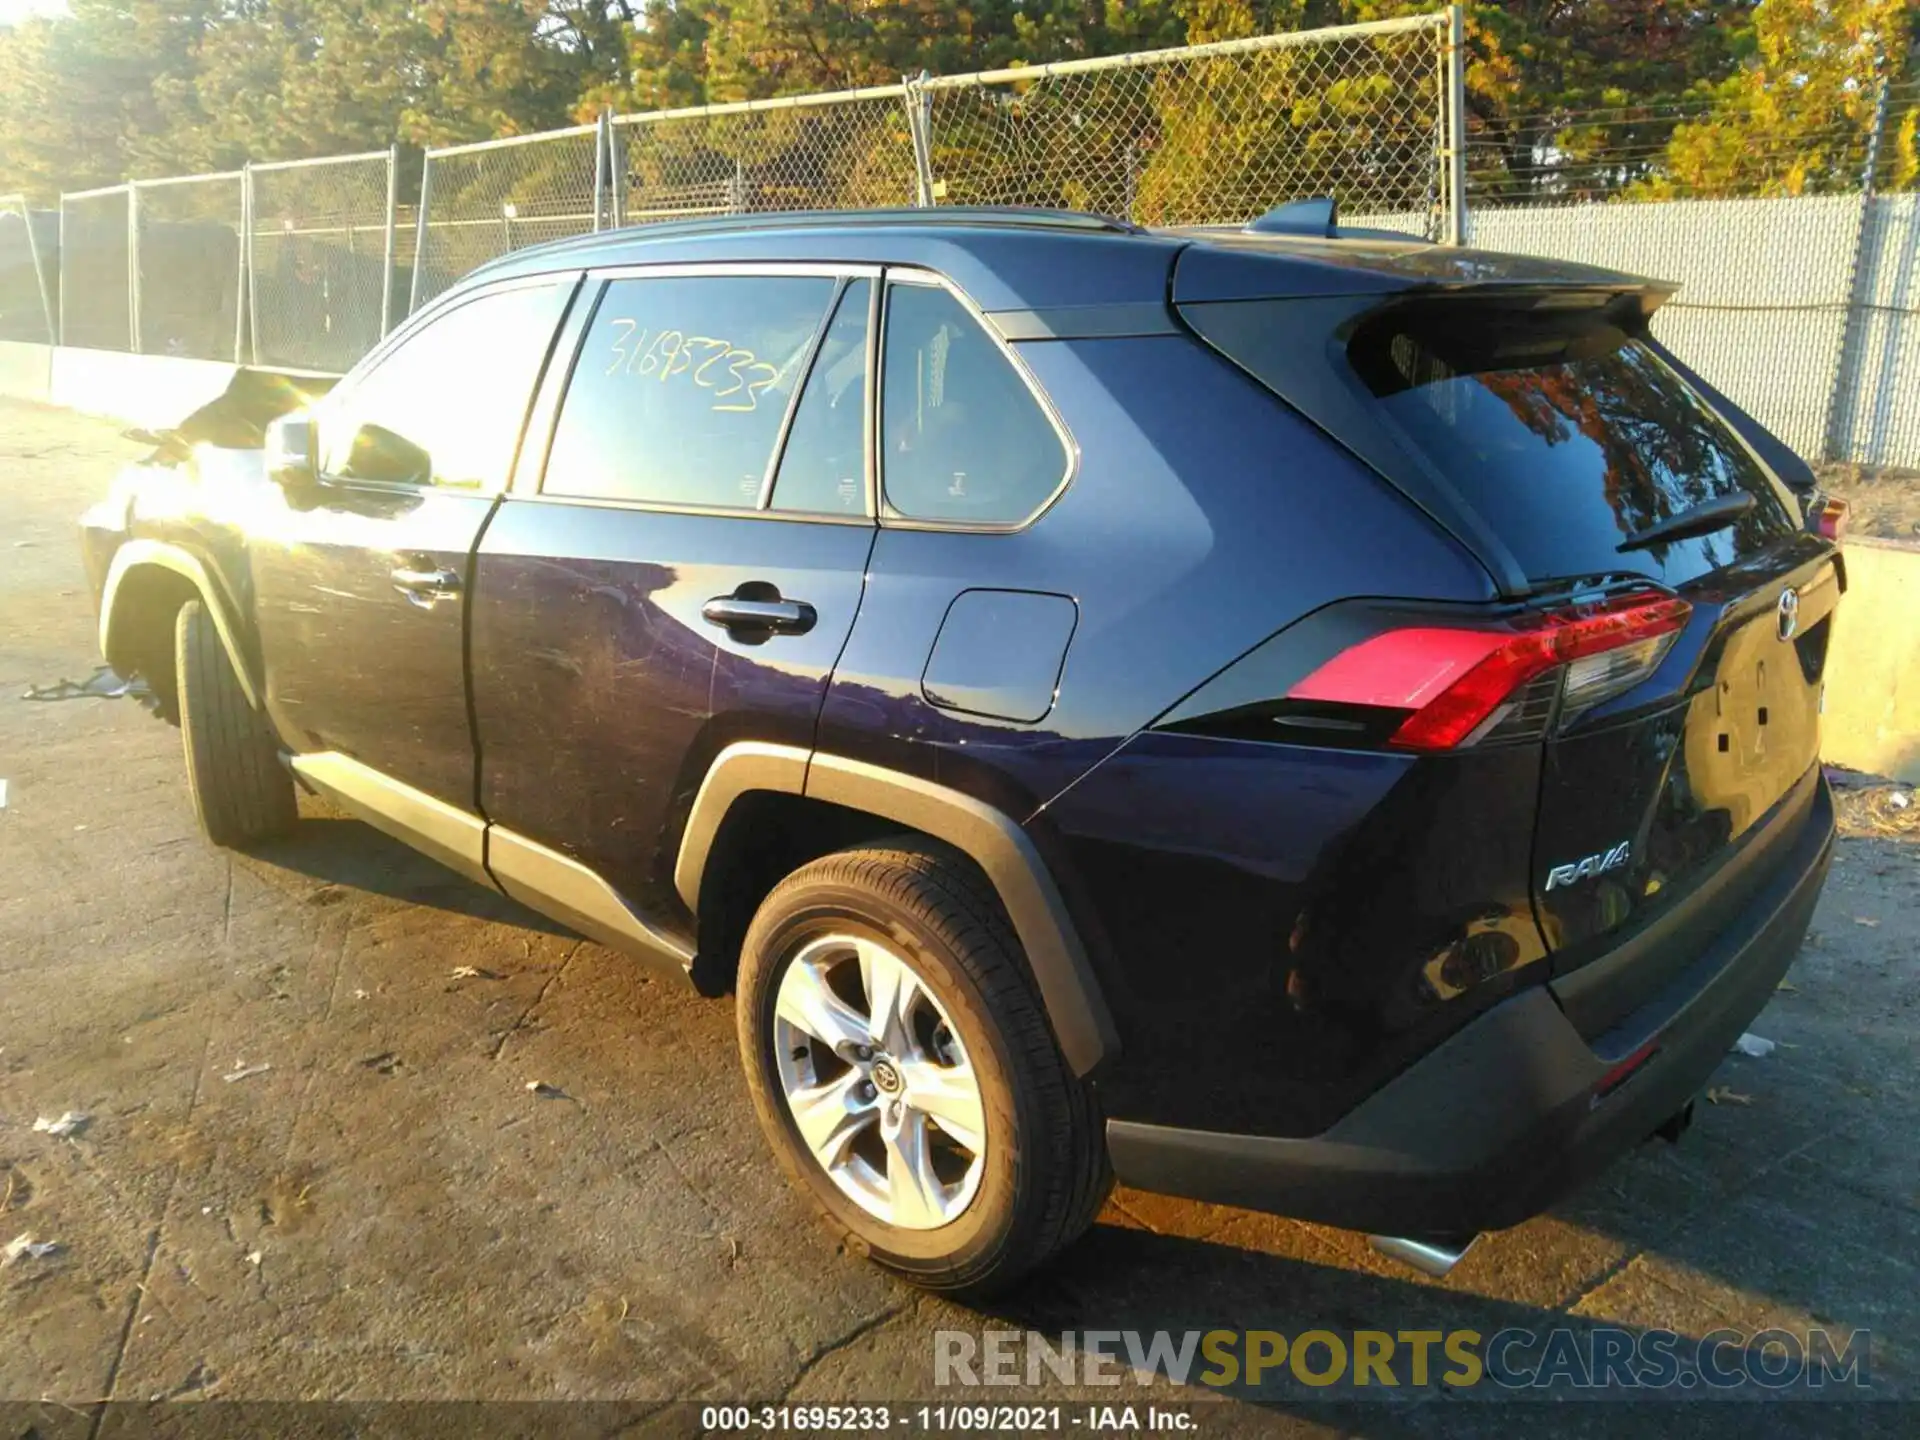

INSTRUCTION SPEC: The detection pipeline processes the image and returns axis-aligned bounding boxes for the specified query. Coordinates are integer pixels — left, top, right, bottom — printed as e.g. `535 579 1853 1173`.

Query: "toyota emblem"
1776 587 1800 641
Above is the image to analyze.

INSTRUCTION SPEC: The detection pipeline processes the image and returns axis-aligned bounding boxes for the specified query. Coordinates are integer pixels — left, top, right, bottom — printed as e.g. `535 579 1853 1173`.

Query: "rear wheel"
736 843 1109 1298
175 599 297 847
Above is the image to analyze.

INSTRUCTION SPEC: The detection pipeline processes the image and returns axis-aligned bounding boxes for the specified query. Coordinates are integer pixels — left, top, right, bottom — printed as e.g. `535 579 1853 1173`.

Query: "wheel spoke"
900 1058 986 1155
857 939 921 1054
787 1070 874 1169
883 1110 946 1229
775 956 869 1054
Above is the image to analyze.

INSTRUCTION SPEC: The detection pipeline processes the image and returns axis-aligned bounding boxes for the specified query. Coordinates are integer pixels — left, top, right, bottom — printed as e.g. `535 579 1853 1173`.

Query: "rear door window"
1345 299 1798 585
542 274 837 508
880 280 1068 526
768 279 871 517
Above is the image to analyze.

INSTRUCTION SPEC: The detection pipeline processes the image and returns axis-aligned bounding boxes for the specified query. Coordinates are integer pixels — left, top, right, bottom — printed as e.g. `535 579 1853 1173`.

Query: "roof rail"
473 205 1144 276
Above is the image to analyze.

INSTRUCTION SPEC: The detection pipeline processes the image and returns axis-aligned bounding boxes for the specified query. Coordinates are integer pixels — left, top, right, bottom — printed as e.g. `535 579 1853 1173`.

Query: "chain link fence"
612 86 920 223
412 125 602 310
1 193 57 343
48 11 1463 366
919 15 1451 230
249 150 397 372
412 12 1454 308
133 172 243 360
58 186 131 351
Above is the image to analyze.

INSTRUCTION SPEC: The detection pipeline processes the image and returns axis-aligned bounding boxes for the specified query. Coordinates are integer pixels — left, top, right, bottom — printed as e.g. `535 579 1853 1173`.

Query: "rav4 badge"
1546 841 1633 891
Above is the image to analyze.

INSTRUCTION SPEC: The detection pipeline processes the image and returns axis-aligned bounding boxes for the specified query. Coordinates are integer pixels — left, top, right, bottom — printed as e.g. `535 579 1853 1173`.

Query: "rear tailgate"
1535 548 1838 1030
1178 261 1839 1032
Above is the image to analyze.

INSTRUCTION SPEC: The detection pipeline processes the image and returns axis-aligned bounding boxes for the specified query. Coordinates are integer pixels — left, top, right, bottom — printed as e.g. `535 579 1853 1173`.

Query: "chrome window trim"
336 270 584 393
875 266 1079 534
985 302 1181 342
590 259 883 282
498 491 875 527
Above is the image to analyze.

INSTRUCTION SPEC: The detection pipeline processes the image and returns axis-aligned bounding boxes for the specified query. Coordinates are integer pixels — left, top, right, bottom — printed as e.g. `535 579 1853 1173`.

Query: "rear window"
1346 299 1797 584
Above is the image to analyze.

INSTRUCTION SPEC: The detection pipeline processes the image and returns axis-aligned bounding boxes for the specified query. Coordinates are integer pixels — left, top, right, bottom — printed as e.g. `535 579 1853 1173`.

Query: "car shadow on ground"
974 1222 1879 1418
245 813 579 939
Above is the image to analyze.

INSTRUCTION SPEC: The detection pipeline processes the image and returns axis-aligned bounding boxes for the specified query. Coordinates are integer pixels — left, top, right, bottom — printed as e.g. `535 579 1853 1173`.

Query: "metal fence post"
409 152 434 318
1823 73 1893 463
245 165 262 364
904 73 936 207
381 143 399 337
1443 4 1469 246
18 197 57 346
233 169 248 363
56 195 67 346
127 181 142 353
593 110 610 232
610 120 625 228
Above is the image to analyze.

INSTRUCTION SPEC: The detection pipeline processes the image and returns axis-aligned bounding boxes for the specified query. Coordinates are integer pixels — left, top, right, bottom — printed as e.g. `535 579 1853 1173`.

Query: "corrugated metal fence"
1476 194 1920 470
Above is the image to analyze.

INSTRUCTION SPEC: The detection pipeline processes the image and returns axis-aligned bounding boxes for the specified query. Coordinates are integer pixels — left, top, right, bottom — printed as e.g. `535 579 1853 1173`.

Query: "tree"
0 0 218 196
1647 0 1919 197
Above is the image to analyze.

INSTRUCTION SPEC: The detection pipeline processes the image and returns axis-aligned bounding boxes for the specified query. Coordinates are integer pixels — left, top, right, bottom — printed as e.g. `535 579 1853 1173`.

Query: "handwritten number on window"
604 319 782 413
714 353 781 412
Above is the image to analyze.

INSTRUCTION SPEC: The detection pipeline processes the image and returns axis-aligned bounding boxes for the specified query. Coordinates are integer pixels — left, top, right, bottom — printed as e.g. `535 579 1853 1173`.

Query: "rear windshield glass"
1347 300 1797 585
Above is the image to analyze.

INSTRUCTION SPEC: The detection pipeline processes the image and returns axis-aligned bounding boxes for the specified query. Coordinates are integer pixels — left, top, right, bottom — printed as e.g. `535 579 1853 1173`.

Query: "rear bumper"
1107 772 1834 1238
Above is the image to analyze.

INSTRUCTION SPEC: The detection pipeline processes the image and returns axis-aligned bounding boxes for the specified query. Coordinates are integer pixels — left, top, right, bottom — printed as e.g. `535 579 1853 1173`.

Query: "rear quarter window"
880 280 1069 527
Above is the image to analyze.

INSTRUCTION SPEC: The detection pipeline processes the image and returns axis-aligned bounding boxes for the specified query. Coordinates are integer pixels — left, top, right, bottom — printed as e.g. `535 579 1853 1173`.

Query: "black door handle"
701 592 817 639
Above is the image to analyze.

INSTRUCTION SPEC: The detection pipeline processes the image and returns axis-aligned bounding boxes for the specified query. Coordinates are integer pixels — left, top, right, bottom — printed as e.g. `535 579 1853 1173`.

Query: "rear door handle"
701 595 816 638
390 565 462 607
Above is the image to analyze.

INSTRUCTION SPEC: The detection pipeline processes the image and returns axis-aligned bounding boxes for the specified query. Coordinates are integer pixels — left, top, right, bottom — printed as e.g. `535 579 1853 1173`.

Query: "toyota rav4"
83 206 1843 1297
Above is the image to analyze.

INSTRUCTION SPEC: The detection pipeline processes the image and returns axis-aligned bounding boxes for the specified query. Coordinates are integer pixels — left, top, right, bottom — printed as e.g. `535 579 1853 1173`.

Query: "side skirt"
290 751 496 891
486 826 694 978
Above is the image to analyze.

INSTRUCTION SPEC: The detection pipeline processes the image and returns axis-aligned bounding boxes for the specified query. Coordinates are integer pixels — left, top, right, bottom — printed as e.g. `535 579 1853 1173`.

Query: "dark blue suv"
84 207 1841 1296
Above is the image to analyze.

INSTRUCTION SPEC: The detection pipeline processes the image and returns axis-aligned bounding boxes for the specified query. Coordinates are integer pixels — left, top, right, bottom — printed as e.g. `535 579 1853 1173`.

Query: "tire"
736 842 1110 1298
175 599 297 848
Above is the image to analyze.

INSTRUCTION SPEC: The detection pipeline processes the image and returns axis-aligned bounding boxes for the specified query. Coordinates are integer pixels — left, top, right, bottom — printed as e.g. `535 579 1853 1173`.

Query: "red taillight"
1286 592 1692 751
1813 495 1849 542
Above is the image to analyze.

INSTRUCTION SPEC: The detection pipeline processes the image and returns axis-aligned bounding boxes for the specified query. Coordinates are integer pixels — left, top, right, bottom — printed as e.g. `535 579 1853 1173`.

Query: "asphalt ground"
1 398 1916 1437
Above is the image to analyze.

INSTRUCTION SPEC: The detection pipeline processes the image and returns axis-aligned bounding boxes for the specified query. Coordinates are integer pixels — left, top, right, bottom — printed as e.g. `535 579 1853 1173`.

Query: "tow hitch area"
1369 1233 1480 1278
1653 1099 1696 1145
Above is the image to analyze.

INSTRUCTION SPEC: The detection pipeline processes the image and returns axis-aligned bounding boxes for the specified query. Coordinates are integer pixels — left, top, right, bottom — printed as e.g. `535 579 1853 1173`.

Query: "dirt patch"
1829 765 1920 840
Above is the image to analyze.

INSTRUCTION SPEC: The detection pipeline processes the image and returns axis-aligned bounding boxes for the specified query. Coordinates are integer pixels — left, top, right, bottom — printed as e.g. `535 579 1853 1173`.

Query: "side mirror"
343 423 430 487
264 414 317 490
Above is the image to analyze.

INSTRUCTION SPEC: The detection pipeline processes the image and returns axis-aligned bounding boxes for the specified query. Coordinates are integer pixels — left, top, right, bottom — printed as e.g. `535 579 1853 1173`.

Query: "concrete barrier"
48 346 242 430
1825 538 1920 784
0 340 51 403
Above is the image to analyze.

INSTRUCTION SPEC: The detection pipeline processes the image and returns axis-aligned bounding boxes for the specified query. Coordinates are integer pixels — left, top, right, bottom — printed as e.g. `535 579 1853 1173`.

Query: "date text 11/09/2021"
698 1407 1193 1432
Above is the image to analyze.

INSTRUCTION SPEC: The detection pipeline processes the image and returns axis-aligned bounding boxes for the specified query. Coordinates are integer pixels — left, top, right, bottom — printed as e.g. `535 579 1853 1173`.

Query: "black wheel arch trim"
99 539 262 710
675 741 1119 1077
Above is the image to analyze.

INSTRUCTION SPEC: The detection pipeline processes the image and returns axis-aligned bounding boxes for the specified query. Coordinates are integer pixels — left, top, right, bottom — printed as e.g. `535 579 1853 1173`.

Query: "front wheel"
736 843 1109 1298
175 599 297 848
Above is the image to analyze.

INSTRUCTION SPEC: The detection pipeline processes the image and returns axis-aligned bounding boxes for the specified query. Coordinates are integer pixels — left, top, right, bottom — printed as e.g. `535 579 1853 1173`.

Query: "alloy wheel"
771 932 988 1229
